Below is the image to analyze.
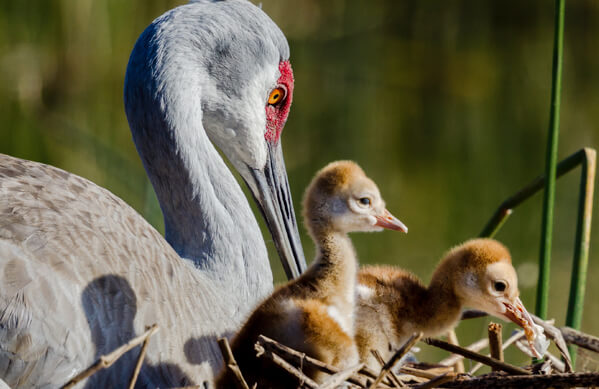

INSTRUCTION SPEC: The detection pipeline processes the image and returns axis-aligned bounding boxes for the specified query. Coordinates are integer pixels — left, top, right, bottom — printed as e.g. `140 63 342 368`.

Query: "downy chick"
216 161 407 388
355 239 548 371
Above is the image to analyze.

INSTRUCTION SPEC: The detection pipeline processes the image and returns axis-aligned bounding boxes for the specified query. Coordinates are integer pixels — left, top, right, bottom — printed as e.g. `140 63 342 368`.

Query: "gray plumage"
0 0 305 387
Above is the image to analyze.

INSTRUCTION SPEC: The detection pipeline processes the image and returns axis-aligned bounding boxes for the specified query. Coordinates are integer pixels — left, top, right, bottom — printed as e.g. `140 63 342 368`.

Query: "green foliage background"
1 0 598 369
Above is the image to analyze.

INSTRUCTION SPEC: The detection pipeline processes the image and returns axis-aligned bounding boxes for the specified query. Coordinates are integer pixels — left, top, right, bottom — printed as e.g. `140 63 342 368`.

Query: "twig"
368 332 423 389
255 342 318 389
318 364 364 389
439 338 488 367
128 325 156 389
487 323 503 370
217 338 250 389
61 324 159 389
536 359 553 375
514 339 565 373
371 350 405 387
269 350 318 389
446 330 464 373
560 326 599 353
395 374 428 384
398 366 453 380
412 372 456 389
424 337 530 375
440 372 599 388
467 330 526 375
458 312 569 372
255 335 389 388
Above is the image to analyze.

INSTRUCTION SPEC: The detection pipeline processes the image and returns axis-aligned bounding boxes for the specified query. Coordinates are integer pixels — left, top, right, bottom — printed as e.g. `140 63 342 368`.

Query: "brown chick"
216 161 407 388
355 238 546 371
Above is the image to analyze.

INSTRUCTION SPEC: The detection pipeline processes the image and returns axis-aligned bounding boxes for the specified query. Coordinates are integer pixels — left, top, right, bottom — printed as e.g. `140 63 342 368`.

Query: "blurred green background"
1 0 598 370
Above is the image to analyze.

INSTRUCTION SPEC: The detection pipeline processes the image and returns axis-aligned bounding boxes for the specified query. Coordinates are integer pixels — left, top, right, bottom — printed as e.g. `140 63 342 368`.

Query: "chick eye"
359 197 371 206
493 281 507 292
268 87 286 105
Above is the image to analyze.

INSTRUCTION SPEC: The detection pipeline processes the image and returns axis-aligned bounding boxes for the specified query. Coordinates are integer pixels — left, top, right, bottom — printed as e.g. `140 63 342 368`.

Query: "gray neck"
132 112 272 309
163 140 263 269
123 11 274 308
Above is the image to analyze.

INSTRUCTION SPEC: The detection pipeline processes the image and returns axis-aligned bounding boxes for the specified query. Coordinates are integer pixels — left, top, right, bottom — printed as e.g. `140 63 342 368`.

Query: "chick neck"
304 221 358 309
415 259 465 335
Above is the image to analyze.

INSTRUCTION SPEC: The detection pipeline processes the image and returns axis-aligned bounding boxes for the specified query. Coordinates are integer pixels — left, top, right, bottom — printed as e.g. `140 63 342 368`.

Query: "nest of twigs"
218 311 599 389
58 311 599 389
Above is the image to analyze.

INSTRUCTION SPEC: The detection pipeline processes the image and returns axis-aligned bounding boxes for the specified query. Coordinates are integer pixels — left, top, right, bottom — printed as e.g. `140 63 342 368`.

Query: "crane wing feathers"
0 154 234 387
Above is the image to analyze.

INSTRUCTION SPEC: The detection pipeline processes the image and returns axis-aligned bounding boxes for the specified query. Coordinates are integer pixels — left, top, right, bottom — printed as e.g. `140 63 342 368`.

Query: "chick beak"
374 209 408 233
502 297 545 358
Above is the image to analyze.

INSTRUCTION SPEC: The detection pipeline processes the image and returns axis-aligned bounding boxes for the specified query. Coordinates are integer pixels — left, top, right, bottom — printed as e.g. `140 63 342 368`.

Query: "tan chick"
355 238 547 371
216 161 407 388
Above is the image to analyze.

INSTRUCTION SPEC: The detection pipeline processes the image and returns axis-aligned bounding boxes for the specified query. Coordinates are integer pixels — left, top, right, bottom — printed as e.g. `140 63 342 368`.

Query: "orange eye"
268 87 285 105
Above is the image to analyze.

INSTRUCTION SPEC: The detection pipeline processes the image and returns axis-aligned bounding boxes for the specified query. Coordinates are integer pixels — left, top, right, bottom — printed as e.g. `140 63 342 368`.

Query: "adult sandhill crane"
0 0 306 387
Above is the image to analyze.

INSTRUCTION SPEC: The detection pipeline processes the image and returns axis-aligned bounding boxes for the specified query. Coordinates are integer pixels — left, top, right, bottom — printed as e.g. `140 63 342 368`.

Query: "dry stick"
412 372 456 389
536 359 553 375
468 330 526 375
487 323 503 370
470 309 572 370
255 343 319 389
514 339 565 373
560 326 599 353
61 324 159 389
460 311 569 373
318 363 364 389
269 351 318 389
460 310 569 371
395 374 428 384
530 314 573 372
217 338 250 389
398 366 452 380
440 372 599 389
128 325 156 389
424 337 531 376
371 350 405 388
446 330 465 373
255 335 391 388
368 332 423 389
439 338 489 367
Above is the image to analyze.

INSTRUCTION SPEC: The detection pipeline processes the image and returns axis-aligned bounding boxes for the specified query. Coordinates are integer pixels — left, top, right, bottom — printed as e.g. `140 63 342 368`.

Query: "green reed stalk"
536 0 566 320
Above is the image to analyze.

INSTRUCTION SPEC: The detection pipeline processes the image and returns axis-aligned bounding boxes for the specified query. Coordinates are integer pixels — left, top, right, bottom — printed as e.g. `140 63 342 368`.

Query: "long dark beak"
244 141 307 280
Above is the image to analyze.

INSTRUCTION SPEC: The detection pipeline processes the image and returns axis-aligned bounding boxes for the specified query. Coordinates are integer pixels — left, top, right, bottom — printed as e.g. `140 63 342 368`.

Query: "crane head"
124 0 306 280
